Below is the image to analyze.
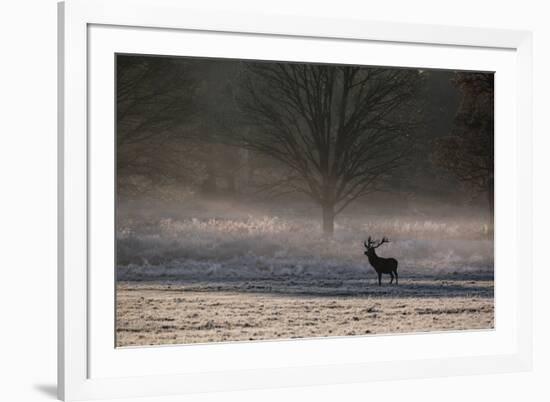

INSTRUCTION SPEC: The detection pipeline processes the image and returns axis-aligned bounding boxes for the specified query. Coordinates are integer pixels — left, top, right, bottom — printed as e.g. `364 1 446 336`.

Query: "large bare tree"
238 62 423 236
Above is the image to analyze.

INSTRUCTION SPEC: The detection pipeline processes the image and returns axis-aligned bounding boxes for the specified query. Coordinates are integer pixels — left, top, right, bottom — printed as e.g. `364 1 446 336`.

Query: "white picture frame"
58 0 533 400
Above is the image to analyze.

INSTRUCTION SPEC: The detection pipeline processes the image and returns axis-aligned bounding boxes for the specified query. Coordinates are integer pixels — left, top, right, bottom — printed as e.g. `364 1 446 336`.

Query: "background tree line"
116 55 494 236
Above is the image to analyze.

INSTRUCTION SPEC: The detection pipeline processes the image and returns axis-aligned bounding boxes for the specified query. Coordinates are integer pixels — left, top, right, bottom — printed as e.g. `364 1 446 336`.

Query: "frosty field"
116 277 493 347
115 200 494 347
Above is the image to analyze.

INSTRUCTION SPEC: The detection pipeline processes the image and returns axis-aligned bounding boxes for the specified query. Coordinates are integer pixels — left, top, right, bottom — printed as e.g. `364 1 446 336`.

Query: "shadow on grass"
118 271 494 299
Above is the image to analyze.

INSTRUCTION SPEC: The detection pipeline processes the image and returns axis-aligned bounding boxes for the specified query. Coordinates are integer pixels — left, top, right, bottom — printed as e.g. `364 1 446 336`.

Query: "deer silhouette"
363 236 399 286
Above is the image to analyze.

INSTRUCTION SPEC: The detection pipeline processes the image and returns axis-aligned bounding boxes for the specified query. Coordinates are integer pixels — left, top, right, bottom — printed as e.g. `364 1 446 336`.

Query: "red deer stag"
364 236 399 286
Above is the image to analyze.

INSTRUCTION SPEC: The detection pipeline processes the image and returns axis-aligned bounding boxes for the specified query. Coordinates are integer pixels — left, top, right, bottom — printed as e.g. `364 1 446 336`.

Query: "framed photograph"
58 0 533 400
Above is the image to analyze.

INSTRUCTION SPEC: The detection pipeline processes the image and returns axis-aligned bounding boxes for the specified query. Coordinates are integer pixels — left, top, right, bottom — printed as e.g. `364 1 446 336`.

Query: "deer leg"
389 272 394 284
394 271 398 285
377 272 382 286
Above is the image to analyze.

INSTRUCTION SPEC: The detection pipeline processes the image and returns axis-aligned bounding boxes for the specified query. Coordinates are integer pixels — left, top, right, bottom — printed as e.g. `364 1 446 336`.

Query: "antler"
364 236 374 249
365 236 387 249
373 237 390 248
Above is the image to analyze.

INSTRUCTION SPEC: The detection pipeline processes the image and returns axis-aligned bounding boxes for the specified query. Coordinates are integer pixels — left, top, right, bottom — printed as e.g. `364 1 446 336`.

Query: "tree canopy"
238 62 424 235
433 73 494 216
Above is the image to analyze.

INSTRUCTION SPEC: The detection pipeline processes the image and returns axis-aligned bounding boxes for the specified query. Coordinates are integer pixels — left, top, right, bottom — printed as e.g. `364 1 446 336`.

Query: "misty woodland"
116 55 494 347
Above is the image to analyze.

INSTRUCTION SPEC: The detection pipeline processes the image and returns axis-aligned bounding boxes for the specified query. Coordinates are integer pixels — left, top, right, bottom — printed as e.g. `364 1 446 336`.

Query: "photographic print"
115 55 494 347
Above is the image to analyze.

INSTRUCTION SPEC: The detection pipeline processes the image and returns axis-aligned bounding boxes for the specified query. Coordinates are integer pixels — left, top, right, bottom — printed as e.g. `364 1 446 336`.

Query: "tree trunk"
201 161 217 196
225 172 236 195
487 177 494 234
322 204 335 237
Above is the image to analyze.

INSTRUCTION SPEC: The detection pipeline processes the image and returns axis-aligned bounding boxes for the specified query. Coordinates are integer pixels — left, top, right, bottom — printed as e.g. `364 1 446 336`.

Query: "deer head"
363 236 390 256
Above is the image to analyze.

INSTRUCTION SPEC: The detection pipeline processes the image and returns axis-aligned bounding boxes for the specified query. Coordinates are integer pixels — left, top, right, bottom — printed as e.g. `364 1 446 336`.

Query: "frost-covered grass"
115 199 493 346
116 278 494 347
116 201 493 281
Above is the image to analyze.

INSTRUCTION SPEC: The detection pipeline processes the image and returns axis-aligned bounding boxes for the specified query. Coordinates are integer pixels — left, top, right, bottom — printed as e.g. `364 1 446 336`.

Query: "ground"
116 274 494 347
115 205 494 347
